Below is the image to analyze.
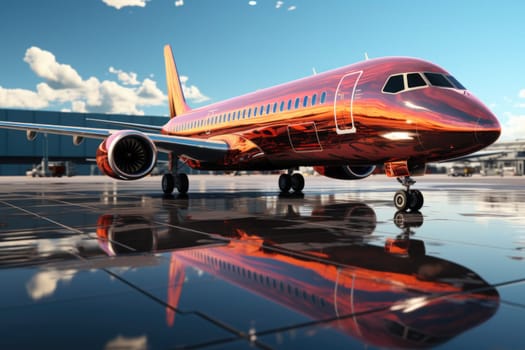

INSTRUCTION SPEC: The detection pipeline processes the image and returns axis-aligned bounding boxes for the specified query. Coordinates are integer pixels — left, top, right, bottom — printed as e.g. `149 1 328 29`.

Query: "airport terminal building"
0 108 524 177
0 108 168 176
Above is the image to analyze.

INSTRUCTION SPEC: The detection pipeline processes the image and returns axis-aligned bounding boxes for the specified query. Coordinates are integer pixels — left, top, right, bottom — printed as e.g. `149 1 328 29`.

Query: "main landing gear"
162 173 189 194
393 176 424 212
278 170 305 193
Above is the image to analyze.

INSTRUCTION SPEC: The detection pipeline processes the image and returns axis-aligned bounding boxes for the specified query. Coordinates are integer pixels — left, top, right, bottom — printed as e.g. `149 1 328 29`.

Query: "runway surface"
0 174 523 349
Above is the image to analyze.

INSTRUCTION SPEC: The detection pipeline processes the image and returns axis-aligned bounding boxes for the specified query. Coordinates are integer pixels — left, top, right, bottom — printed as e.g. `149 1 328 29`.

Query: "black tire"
279 174 292 192
162 173 175 194
408 190 424 211
291 173 305 192
394 190 408 211
176 173 189 194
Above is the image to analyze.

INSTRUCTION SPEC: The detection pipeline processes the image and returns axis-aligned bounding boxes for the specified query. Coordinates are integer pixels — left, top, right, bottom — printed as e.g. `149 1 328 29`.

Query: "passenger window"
312 94 317 105
242 109 246 119
248 108 251 118
447 75 466 90
303 96 308 107
259 105 264 115
383 74 404 93
273 102 277 113
228 113 231 121
294 98 300 109
320 92 327 103
253 108 257 117
266 104 271 114
424 72 454 88
407 73 426 88
287 100 292 110
280 101 285 112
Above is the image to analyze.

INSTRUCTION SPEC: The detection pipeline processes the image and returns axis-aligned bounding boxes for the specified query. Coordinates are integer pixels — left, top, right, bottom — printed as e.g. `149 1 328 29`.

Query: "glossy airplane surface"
0 45 501 210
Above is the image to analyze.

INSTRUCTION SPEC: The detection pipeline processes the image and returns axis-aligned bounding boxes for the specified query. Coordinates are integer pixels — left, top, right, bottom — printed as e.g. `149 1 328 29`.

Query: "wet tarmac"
0 174 523 349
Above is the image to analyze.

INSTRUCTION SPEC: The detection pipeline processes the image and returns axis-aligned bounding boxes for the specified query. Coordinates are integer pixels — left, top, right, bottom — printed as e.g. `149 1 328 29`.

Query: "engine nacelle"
314 165 376 180
96 130 157 180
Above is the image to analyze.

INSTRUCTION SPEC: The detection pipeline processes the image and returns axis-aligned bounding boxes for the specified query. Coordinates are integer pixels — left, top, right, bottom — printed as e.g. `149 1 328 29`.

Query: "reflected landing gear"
394 176 424 211
385 210 425 257
279 170 304 194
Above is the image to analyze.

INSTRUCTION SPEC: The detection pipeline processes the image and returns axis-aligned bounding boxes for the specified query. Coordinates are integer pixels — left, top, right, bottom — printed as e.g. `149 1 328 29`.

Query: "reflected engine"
314 165 376 180
96 130 157 180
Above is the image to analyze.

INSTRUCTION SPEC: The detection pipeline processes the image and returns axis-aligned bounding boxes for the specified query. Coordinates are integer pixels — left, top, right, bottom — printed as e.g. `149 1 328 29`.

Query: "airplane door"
334 71 362 135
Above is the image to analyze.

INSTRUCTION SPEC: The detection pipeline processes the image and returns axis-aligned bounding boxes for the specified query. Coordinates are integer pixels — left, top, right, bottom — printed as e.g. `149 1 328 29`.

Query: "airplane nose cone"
475 107 501 146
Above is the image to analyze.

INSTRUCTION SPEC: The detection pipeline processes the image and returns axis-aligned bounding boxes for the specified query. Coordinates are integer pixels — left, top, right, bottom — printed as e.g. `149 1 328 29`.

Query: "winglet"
164 45 190 118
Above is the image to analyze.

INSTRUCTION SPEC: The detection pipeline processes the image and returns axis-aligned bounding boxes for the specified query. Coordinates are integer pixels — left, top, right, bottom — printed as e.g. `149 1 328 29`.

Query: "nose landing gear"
394 176 424 211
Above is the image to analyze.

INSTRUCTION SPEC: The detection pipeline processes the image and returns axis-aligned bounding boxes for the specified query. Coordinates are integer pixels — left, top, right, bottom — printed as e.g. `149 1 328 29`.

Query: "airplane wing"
0 120 229 162
86 118 164 133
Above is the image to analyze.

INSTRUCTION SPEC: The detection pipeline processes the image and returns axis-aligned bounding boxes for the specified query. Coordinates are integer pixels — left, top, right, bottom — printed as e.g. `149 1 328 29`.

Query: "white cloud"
519 89 525 99
24 47 82 89
2 46 167 115
0 46 210 114
102 0 147 10
248 1 257 6
174 0 184 7
276 1 284 9
109 66 140 86
288 5 296 11
180 75 209 103
500 113 525 141
0 86 48 109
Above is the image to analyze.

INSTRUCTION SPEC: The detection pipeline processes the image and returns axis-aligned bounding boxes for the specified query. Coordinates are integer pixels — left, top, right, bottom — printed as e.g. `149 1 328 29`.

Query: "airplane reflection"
96 201 499 349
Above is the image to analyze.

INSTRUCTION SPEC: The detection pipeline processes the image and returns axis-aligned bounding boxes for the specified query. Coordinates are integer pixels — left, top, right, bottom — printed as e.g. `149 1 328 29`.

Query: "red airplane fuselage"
161 57 500 174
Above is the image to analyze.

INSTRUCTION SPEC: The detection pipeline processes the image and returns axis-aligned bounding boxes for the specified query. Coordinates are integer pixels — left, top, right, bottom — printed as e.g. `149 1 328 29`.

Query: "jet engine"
314 165 376 180
96 130 157 180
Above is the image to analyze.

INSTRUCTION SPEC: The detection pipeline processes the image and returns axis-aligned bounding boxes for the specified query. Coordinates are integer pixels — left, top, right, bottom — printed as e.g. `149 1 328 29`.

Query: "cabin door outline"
334 71 362 135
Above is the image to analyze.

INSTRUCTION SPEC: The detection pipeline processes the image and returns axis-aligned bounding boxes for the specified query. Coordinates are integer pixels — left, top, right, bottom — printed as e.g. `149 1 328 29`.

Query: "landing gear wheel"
162 173 175 194
279 174 292 193
291 173 305 193
394 190 408 211
175 173 189 194
408 190 424 211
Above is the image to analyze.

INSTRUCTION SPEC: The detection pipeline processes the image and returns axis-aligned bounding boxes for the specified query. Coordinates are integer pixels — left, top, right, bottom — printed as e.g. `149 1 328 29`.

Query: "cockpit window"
446 75 466 90
407 73 427 88
382 71 466 94
383 74 404 93
424 72 454 88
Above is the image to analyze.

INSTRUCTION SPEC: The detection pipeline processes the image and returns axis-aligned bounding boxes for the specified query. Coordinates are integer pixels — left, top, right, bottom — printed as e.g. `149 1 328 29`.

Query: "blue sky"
0 0 524 140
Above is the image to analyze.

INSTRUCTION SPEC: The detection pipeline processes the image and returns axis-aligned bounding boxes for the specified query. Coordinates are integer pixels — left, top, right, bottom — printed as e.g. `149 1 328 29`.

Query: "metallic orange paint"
162 56 500 176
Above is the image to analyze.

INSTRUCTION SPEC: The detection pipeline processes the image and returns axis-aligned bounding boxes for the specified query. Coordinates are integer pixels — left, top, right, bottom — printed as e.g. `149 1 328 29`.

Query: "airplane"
94 203 499 349
0 45 501 211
